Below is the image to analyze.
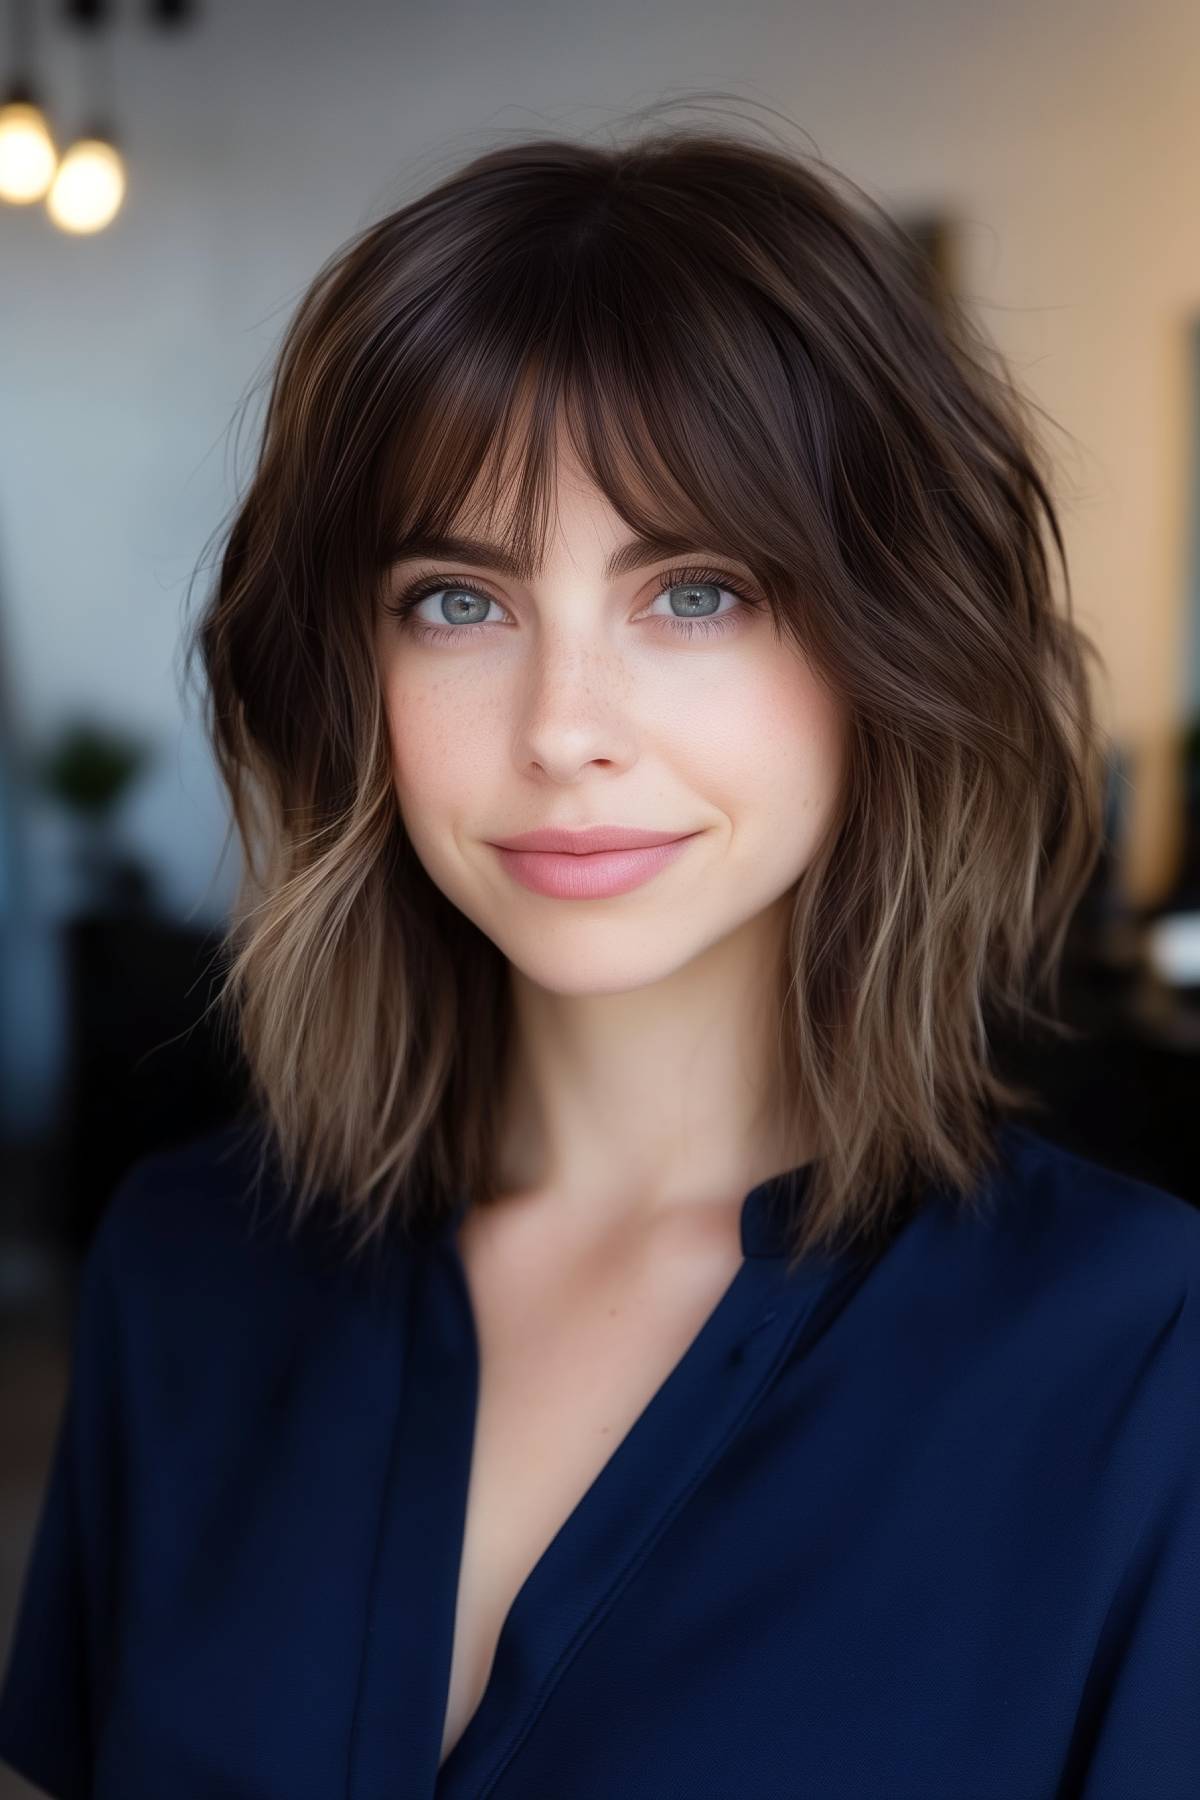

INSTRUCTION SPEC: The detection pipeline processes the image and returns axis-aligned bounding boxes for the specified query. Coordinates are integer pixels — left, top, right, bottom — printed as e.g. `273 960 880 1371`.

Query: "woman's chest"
83 1206 1152 1799
437 1215 746 1769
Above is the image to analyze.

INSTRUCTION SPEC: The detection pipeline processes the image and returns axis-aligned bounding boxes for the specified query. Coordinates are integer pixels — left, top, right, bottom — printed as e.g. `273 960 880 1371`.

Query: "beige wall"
761 0 1199 901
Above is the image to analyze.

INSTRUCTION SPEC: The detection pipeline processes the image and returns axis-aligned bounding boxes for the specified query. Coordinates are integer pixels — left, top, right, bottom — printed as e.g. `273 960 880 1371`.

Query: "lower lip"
490 834 701 899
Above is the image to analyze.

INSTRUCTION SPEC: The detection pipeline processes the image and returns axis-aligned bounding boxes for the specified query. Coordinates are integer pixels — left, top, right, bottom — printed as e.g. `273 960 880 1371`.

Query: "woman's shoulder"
85 1117 413 1345
989 1122 1200 1277
96 1117 271 1253
916 1122 1200 1374
63 1121 421 1484
92 1119 304 1299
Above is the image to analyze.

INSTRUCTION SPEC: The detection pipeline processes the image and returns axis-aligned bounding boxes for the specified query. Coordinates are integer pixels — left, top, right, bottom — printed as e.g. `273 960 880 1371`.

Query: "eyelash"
383 562 764 645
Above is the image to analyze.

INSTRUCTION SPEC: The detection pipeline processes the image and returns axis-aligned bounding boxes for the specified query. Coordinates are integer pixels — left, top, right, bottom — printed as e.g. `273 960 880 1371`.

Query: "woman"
1 116 1197 1799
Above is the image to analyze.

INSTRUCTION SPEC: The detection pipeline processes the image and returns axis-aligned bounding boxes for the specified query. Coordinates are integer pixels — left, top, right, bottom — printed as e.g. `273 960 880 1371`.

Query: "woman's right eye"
387 581 505 640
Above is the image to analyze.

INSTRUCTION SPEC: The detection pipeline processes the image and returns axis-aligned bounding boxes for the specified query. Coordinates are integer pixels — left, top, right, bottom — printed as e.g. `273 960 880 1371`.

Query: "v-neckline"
347 1163 854 1800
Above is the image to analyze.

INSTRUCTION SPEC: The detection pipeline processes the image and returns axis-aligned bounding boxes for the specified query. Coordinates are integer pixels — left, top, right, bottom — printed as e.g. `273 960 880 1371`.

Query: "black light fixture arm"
3 0 40 106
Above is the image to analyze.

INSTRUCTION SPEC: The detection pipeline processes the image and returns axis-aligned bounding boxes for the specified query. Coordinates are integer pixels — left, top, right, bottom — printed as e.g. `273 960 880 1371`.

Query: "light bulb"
46 135 126 233
0 99 58 203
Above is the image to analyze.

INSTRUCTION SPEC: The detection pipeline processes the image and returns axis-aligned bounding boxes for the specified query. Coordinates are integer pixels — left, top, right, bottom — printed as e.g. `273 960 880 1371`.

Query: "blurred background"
1 2 1199 1788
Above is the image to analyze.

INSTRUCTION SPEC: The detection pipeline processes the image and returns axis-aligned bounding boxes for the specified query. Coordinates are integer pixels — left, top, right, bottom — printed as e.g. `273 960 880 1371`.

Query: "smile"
490 834 701 899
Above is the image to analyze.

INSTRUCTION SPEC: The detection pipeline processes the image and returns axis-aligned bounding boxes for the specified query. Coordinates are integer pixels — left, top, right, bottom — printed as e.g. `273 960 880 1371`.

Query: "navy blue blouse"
1 1119 1198 1799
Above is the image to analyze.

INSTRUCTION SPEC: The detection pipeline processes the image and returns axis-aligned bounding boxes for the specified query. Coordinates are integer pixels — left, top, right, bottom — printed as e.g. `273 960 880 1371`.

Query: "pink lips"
487 825 702 899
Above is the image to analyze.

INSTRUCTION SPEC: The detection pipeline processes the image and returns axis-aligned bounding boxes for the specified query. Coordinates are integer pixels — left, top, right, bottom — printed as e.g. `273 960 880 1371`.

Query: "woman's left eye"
385 563 763 645
645 572 753 639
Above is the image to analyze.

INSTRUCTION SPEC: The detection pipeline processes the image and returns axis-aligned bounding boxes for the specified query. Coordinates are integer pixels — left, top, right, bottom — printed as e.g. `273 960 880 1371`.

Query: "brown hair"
183 105 1108 1276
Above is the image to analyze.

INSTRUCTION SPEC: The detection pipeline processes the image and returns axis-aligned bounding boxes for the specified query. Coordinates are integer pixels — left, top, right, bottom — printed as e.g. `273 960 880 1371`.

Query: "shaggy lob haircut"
185 119 1108 1277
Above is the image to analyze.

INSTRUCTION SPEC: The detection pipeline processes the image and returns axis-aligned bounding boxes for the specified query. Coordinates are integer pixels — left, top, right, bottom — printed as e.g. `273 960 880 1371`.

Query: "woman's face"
373 442 845 997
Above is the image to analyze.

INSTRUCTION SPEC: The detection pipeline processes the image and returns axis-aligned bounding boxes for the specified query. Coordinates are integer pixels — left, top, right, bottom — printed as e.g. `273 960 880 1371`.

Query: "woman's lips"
491 833 700 899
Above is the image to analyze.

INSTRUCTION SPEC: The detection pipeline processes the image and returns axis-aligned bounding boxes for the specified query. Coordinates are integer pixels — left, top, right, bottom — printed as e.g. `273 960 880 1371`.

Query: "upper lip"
489 824 698 854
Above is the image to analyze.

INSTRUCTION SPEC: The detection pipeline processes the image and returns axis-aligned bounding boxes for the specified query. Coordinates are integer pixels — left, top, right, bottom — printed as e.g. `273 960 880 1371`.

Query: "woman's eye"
413 587 497 628
388 567 759 644
648 580 740 630
387 584 503 638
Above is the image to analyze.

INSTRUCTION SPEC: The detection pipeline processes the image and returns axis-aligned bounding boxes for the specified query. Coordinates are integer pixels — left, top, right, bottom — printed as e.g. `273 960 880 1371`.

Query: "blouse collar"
429 1160 818 1261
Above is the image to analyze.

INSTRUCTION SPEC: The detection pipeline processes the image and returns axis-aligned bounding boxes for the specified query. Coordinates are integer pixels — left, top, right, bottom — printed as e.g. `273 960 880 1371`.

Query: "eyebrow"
386 530 735 583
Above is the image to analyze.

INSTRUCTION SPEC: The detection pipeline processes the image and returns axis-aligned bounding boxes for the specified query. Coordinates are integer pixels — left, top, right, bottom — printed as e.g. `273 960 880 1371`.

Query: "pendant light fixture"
47 0 124 232
0 0 58 203
45 124 122 230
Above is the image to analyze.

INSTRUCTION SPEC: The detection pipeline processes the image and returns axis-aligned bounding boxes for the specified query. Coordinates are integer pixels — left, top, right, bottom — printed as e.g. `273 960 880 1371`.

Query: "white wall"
2 0 1197 1128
